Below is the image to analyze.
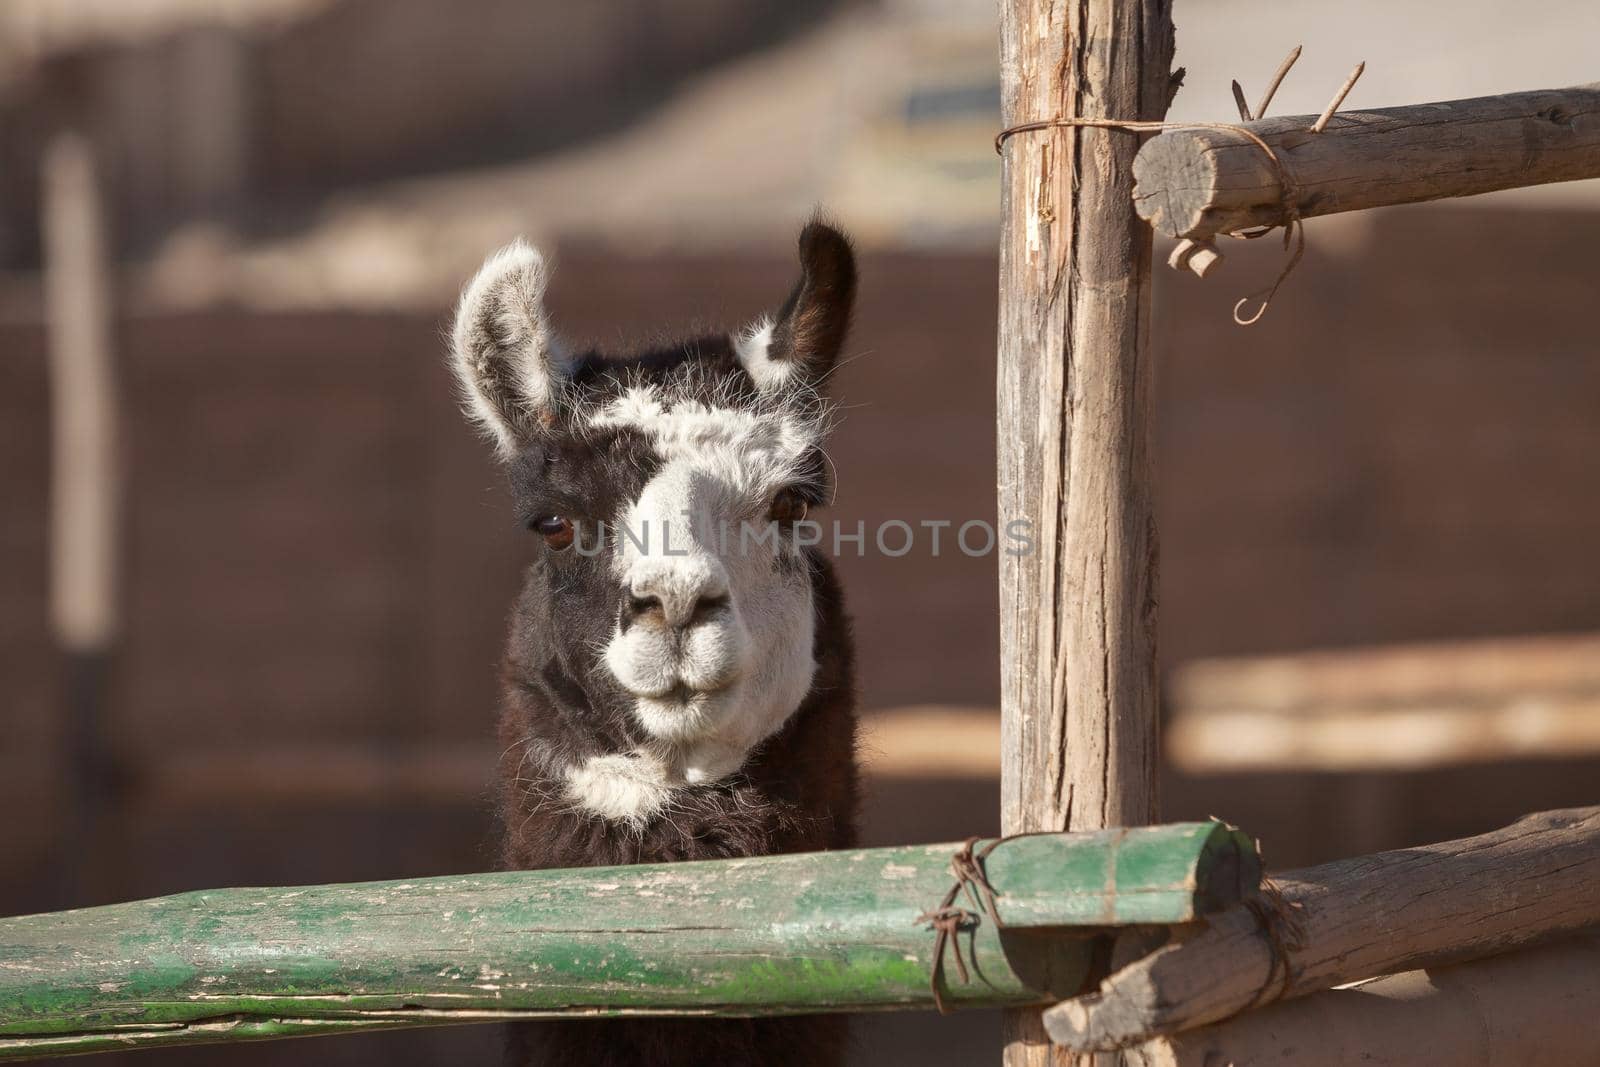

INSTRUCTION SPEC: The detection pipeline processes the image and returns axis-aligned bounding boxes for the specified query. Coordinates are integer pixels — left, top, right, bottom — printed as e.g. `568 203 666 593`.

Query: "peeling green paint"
0 821 1257 1060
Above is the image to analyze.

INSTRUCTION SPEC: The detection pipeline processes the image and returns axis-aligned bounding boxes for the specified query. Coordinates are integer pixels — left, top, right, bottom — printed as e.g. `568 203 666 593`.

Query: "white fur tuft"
734 317 795 393
564 750 673 825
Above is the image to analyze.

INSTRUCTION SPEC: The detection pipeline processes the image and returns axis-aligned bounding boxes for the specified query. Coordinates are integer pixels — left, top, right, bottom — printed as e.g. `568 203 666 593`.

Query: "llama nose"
624 589 730 632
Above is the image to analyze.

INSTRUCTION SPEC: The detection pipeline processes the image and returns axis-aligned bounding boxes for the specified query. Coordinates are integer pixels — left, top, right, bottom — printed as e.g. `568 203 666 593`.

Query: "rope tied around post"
995 116 1303 324
994 50 1365 325
914 836 1006 1014
1241 877 1308 1009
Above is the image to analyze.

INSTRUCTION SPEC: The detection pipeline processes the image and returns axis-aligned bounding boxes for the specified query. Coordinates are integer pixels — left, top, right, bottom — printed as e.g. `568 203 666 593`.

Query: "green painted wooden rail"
0 821 1258 1060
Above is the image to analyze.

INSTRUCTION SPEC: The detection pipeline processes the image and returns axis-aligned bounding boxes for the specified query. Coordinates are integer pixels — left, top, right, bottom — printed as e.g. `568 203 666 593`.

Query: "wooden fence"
2 823 1257 1059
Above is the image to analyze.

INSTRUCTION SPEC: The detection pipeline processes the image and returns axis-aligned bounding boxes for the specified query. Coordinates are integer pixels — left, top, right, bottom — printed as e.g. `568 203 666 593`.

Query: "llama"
449 222 861 1067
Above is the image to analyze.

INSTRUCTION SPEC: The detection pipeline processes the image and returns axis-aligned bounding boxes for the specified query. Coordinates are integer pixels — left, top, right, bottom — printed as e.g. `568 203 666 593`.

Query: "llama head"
451 222 856 815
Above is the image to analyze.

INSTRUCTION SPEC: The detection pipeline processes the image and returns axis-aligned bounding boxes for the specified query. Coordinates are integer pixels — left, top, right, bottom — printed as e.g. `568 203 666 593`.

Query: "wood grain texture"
997 0 1174 1062
1133 84 1600 240
0 823 1257 1061
1043 807 1600 1051
1122 933 1600 1067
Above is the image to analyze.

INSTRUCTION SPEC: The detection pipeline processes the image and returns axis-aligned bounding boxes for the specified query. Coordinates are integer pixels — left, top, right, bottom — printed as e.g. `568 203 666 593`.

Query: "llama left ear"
737 221 856 393
450 240 571 459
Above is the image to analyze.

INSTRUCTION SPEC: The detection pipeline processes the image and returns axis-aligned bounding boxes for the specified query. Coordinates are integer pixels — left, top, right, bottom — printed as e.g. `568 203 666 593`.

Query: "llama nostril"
621 594 663 632
688 593 730 627
622 590 727 631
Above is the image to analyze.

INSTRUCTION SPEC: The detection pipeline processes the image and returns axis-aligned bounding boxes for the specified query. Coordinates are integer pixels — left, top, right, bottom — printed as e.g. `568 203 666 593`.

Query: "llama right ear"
737 221 856 393
450 240 570 458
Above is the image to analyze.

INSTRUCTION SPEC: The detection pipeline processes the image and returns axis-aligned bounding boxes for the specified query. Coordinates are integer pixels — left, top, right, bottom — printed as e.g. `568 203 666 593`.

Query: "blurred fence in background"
7 211 1600 915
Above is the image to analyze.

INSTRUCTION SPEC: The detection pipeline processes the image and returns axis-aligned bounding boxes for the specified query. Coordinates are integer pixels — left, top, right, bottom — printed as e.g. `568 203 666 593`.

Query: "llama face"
451 223 855 823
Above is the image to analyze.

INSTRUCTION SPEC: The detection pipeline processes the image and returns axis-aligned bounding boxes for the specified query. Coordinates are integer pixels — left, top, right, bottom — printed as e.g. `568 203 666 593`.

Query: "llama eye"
531 516 575 551
767 489 808 524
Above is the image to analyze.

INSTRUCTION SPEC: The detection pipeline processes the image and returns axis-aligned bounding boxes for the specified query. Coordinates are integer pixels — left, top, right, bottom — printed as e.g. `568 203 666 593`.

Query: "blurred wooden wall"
3 205 1600 961
0 0 848 266
6 206 1600 1067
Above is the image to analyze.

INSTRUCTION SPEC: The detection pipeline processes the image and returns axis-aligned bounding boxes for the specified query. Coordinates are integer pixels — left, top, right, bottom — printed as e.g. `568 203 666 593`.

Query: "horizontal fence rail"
1133 83 1600 241
1044 807 1600 1051
0 821 1258 1060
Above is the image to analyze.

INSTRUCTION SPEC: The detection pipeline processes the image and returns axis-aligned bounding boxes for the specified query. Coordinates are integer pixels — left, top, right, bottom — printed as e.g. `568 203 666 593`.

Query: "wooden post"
43 132 118 665
172 26 251 212
996 1 1175 1063
41 131 120 905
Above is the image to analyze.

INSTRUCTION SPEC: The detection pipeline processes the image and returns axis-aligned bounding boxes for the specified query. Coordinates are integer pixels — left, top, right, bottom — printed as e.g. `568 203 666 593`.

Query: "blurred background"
4 1 1600 1064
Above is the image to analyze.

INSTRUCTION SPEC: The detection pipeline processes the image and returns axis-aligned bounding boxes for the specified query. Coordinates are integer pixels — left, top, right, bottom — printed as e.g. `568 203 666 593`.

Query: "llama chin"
449 220 861 1067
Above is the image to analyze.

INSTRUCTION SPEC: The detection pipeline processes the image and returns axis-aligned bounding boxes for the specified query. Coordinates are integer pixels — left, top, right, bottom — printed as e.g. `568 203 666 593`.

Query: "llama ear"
450 240 570 458
737 221 856 392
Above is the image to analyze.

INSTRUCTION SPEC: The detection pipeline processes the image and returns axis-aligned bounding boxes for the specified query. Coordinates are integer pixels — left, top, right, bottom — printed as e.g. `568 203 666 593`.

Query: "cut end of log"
1187 245 1223 278
1166 239 1224 278
1192 820 1260 912
1132 130 1229 239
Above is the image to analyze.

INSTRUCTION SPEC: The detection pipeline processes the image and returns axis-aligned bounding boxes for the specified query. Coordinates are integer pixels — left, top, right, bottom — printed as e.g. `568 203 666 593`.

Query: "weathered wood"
1124 933 1600 1067
1168 632 1600 772
1134 84 1600 241
1043 807 1600 1051
997 0 1175 1062
0 822 1258 1060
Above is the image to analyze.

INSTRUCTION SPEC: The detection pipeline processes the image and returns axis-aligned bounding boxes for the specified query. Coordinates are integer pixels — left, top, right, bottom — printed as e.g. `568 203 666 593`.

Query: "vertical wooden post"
173 26 252 212
44 131 119 663
996 1 1174 1063
43 130 120 903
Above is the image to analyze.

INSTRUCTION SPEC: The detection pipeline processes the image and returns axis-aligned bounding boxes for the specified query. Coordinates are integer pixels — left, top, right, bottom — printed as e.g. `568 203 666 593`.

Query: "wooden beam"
1042 806 1600 1051
1169 695 1600 773
1174 633 1600 709
0 822 1259 1060
997 0 1175 1062
862 706 1001 778
1134 84 1600 241
1168 633 1600 773
1123 933 1600 1066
